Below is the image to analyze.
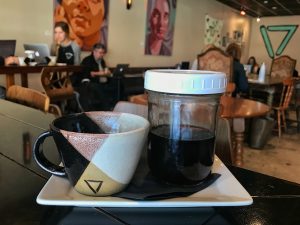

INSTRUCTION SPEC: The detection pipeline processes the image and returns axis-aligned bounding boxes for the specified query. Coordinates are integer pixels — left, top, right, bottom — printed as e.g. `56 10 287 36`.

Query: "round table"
220 95 270 166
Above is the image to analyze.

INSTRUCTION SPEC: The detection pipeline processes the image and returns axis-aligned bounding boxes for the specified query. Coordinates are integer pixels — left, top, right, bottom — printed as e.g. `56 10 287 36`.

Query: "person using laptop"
247 56 260 74
0 55 21 66
52 21 81 65
76 43 113 111
80 43 111 83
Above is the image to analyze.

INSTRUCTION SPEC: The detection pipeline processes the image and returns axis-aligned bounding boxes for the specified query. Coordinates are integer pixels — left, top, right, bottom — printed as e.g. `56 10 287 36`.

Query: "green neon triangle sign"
260 25 298 58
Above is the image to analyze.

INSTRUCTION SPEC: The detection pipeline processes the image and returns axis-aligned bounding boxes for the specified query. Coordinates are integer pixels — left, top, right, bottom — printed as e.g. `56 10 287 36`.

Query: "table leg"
266 87 275 106
233 118 245 167
234 132 244 166
21 73 28 87
6 74 15 88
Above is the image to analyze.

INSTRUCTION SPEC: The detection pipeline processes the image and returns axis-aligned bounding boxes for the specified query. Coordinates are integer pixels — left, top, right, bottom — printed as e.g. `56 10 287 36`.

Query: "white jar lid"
144 69 227 95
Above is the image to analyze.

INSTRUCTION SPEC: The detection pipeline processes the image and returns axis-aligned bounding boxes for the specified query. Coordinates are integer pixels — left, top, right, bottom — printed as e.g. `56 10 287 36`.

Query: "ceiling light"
256 17 261 22
240 10 246 15
272 6 277 10
264 0 268 4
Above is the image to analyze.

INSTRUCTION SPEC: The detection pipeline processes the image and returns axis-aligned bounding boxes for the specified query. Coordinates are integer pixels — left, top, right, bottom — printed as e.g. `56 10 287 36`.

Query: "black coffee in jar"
148 125 215 185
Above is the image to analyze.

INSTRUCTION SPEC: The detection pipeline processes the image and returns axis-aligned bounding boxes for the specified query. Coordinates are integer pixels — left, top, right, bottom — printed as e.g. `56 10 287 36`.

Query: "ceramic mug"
17 56 26 66
33 111 149 196
49 56 57 65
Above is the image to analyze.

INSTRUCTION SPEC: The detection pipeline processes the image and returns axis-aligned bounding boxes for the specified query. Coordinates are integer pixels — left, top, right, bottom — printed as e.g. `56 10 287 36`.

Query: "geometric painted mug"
33 111 150 196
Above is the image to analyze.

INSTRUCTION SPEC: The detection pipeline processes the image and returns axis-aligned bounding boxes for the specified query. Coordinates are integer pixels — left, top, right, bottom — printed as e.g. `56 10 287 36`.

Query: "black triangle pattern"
84 180 103 194
53 131 90 186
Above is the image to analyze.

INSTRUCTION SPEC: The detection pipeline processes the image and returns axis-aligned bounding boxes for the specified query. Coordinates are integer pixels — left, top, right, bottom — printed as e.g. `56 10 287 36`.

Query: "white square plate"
37 157 253 207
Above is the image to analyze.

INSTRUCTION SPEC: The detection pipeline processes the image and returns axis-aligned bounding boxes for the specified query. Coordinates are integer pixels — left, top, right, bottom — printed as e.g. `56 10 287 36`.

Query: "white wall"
248 16 300 74
107 0 252 67
0 0 251 90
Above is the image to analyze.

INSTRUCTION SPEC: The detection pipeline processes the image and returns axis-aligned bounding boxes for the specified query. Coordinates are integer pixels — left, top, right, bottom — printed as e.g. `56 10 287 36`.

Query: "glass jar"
144 70 226 185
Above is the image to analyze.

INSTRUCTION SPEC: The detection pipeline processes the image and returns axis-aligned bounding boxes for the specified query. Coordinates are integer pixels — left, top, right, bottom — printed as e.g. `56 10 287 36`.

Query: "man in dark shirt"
80 43 111 83
77 43 113 111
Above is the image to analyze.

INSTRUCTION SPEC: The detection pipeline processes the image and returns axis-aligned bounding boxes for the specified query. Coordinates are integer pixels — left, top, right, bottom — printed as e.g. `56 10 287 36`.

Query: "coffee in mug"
33 111 149 196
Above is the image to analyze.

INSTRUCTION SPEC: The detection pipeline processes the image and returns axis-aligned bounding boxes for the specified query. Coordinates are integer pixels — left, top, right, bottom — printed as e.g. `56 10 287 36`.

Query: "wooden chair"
117 100 233 165
6 85 50 112
272 77 295 137
128 93 148 106
197 47 235 95
6 85 62 117
41 66 83 114
48 104 62 117
113 101 148 119
270 55 296 78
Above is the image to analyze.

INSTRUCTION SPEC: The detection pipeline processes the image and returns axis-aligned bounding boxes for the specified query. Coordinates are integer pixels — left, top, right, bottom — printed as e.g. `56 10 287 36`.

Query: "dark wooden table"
0 65 83 88
1 99 299 225
247 73 283 106
220 95 270 165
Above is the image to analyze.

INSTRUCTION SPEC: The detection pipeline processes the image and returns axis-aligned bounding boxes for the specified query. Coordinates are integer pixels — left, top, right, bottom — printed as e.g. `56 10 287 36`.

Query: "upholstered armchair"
270 55 296 78
197 47 234 96
197 47 233 82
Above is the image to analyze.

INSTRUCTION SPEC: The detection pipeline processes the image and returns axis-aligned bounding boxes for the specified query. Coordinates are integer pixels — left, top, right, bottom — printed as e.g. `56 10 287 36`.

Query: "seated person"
0 56 19 98
80 43 111 83
247 56 259 74
293 69 298 77
77 43 113 111
50 22 83 113
0 56 20 66
226 43 248 97
52 21 81 65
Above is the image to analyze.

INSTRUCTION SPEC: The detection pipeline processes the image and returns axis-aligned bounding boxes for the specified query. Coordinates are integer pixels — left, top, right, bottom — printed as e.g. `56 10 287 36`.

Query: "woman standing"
53 21 81 65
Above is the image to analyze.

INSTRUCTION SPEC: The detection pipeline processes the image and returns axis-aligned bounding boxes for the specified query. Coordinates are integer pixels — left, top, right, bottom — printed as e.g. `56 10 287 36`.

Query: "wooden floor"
243 128 300 184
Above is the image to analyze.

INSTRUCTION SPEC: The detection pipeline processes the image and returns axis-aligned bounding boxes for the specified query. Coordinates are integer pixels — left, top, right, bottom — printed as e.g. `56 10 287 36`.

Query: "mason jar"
144 70 226 185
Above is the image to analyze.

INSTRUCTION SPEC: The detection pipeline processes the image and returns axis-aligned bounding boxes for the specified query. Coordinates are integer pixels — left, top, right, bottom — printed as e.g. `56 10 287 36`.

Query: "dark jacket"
233 59 249 96
80 54 107 83
0 56 4 66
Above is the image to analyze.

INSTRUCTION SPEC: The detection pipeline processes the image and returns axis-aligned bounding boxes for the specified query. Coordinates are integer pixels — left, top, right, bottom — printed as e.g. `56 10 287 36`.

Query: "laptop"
0 40 16 57
180 61 190 69
113 64 129 77
23 43 50 64
243 64 252 75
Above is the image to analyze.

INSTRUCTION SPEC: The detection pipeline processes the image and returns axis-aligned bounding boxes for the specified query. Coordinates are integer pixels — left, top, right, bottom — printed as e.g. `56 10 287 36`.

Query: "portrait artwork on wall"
204 15 223 47
145 0 177 56
54 0 109 51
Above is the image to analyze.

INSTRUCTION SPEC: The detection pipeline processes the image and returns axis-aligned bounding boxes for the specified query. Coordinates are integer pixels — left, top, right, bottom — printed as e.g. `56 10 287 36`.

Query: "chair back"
270 55 296 78
197 47 233 82
197 47 234 96
41 66 74 102
279 77 295 110
6 85 50 112
113 101 148 119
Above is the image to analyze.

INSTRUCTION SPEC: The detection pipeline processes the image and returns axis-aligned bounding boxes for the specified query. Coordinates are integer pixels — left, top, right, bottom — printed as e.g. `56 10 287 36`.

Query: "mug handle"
33 131 66 176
